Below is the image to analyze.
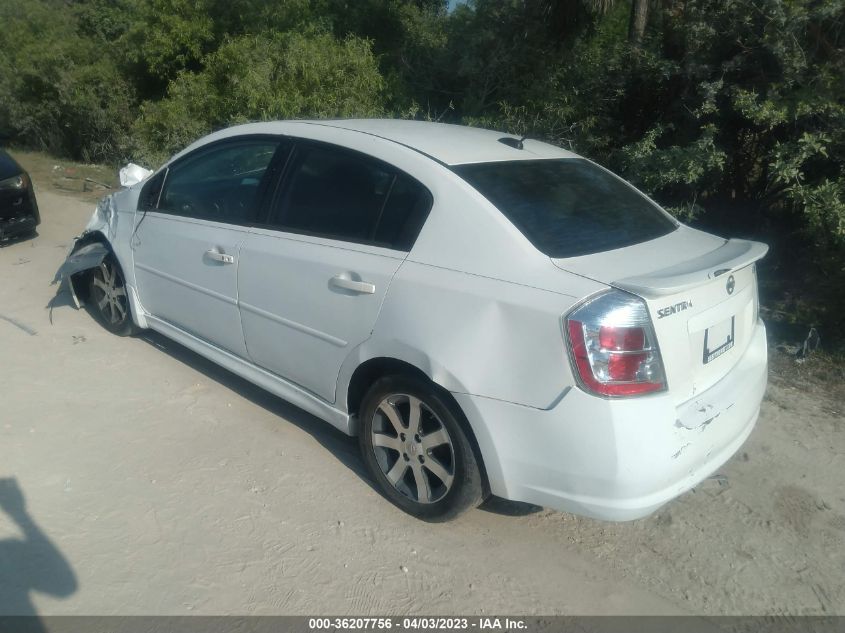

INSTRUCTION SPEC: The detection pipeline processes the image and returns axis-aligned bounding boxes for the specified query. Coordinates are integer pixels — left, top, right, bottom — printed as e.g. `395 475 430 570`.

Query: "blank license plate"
703 316 735 364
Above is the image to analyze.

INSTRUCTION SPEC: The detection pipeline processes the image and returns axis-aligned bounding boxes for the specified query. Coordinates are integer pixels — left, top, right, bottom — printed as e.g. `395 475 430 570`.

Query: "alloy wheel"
91 260 128 325
369 394 456 504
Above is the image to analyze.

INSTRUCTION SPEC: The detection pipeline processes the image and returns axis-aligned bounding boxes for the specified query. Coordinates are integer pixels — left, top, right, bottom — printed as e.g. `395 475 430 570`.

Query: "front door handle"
205 249 235 264
330 275 376 295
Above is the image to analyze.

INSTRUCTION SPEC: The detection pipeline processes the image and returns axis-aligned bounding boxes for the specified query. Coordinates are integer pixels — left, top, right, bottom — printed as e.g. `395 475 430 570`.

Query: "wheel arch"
65 230 114 304
345 355 491 497
62 230 147 329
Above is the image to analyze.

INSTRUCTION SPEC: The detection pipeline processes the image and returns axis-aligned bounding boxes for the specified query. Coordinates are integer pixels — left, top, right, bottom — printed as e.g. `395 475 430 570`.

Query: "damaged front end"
53 241 111 308
52 194 120 308
52 161 150 331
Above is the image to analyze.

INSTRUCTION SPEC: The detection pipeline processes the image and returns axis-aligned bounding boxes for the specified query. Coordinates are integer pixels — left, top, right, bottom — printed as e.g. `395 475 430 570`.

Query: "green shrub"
1 0 842 345
0 1 134 162
133 30 387 164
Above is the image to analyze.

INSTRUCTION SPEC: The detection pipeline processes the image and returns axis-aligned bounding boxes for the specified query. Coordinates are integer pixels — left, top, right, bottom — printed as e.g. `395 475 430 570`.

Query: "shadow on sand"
0 478 77 632
138 331 541 518
139 331 376 490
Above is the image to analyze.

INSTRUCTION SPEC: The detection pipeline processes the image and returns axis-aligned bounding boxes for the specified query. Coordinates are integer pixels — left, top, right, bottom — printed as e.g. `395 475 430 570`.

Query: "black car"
0 149 40 240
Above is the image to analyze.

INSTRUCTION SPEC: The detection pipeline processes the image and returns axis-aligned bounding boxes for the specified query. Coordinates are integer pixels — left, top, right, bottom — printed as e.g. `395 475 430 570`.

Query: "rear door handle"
330 275 376 294
205 249 235 264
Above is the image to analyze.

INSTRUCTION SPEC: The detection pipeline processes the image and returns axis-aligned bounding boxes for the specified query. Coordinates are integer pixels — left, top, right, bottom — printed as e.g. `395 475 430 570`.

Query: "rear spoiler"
613 239 768 298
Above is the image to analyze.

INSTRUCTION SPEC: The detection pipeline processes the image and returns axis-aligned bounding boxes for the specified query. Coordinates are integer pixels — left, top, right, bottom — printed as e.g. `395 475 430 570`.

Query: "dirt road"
1 183 843 616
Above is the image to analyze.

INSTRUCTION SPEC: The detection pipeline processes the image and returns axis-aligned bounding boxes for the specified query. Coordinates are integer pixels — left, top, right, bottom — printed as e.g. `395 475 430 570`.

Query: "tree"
133 30 387 163
627 0 648 46
1 0 843 343
0 0 134 161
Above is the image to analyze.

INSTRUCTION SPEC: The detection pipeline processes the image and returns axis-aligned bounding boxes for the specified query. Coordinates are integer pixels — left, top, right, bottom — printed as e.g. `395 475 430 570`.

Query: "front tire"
359 375 485 521
87 255 136 336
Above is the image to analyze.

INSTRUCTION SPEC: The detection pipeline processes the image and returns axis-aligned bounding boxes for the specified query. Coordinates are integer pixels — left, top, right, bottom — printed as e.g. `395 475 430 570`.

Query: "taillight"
565 290 666 397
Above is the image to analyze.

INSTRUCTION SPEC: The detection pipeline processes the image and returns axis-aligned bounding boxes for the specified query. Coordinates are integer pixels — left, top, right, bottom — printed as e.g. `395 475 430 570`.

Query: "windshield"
453 158 677 258
0 150 22 181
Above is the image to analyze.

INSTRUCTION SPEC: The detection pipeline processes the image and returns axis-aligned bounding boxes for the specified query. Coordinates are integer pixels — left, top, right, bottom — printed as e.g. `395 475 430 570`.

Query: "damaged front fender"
85 194 119 241
52 194 120 308
52 241 110 308
51 175 146 327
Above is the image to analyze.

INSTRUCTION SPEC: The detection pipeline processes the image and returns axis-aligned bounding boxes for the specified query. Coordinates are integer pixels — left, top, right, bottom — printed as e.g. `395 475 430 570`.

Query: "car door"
237 141 432 403
132 137 283 357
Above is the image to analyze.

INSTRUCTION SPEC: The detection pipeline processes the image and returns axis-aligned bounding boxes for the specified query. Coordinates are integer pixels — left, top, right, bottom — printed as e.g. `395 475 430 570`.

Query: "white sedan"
57 119 768 522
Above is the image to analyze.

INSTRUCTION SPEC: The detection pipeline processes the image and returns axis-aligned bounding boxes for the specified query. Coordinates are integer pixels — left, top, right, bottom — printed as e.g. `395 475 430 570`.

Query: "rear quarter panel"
343 260 597 410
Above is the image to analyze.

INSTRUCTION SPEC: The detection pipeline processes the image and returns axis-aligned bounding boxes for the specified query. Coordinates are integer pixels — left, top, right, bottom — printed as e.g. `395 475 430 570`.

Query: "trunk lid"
553 226 768 403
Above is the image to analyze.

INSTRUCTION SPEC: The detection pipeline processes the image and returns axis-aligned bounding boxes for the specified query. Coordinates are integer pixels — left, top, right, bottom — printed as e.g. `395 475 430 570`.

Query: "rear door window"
269 143 431 250
158 139 280 224
453 158 677 258
373 174 432 251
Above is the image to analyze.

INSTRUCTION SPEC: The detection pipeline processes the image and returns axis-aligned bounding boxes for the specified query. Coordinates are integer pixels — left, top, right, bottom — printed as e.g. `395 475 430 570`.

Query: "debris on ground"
48 162 115 195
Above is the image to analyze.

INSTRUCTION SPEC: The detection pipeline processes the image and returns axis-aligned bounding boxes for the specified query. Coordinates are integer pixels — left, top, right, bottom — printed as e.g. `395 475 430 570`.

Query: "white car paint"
73 119 768 521
237 229 404 403
133 214 249 357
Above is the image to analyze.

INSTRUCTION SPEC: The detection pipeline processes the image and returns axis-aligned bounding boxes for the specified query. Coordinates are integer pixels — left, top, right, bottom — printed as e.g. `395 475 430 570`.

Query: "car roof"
306 119 578 166
179 119 579 167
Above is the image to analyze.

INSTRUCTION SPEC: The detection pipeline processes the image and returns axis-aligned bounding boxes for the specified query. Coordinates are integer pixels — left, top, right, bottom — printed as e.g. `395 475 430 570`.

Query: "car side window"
270 143 431 250
158 140 279 224
373 173 432 251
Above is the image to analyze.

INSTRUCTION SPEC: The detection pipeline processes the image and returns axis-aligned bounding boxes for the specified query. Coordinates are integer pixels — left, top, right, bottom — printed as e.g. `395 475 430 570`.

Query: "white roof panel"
174 119 579 167
309 119 578 165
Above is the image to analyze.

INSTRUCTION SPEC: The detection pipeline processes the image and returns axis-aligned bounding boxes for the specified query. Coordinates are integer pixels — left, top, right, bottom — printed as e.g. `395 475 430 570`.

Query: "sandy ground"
0 185 843 616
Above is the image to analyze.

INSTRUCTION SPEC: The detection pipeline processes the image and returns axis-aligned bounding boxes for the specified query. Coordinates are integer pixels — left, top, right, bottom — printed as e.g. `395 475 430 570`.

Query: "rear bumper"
455 320 768 521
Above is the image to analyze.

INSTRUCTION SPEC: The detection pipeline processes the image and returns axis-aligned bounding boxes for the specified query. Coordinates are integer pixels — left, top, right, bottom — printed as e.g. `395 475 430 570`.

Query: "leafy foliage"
0 0 843 343
134 30 385 163
458 0 845 342
0 1 135 162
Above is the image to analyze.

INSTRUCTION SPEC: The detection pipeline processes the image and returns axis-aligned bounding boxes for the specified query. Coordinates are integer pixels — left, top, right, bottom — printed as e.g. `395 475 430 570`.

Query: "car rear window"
453 158 677 258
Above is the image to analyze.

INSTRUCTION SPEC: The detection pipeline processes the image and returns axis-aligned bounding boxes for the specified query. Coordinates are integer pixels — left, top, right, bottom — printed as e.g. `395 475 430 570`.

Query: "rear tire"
359 375 484 522
87 255 137 336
